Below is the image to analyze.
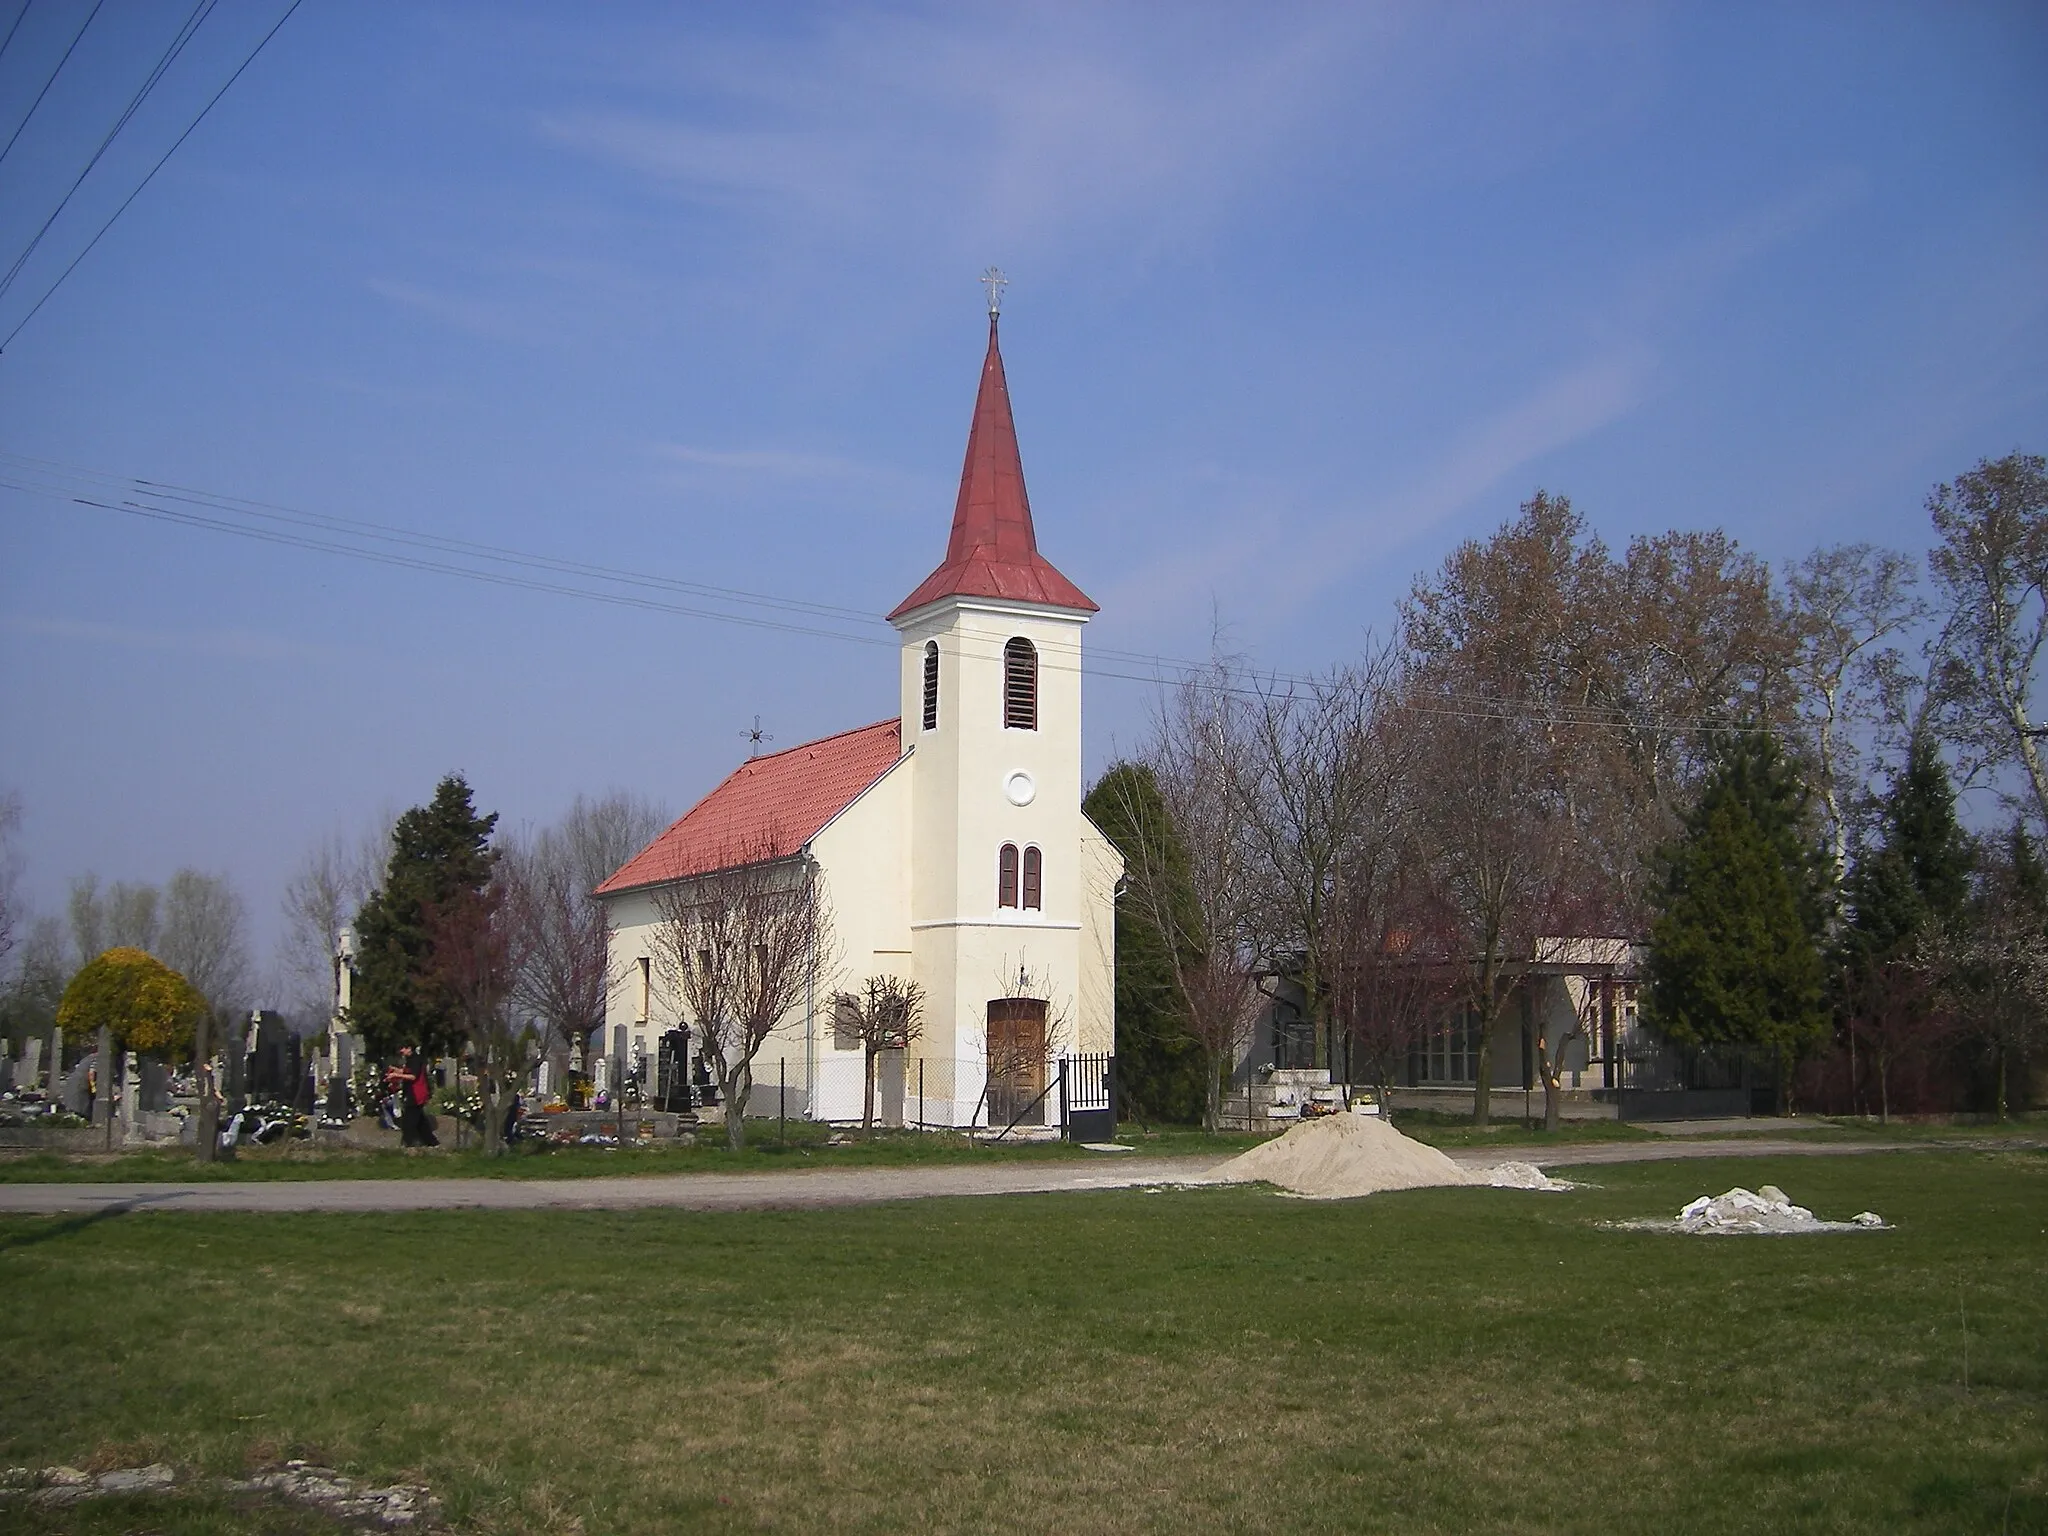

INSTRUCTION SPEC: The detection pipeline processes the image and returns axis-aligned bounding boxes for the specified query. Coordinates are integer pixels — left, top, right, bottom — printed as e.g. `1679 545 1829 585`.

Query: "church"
594 301 1120 1126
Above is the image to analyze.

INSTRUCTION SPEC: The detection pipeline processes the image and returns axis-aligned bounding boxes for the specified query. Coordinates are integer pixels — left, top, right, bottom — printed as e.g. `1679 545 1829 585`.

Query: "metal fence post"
918 1058 925 1133
779 1056 787 1146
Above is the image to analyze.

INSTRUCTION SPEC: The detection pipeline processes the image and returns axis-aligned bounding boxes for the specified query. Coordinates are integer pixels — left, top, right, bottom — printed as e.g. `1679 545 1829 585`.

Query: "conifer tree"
1837 737 1971 1118
1844 736 1972 962
1083 765 1206 1124
1644 743 1829 1110
347 776 499 1061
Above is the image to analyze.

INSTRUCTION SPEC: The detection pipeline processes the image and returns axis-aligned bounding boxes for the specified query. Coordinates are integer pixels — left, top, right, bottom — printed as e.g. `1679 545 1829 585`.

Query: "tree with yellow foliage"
56 946 205 1059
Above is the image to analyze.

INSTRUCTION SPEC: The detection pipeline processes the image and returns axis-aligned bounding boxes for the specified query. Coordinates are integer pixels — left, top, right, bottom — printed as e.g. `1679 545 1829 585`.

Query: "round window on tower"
1004 771 1036 807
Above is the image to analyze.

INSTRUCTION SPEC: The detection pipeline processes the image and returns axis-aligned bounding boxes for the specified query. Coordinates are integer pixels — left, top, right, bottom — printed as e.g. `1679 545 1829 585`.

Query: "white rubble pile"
1471 1160 1578 1192
1204 1113 1574 1200
1 1458 442 1529
232 1460 442 1528
1612 1184 1886 1235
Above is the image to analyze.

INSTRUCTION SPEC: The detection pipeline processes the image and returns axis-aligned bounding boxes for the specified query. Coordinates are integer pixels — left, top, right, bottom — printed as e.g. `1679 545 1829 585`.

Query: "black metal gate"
1060 1053 1116 1142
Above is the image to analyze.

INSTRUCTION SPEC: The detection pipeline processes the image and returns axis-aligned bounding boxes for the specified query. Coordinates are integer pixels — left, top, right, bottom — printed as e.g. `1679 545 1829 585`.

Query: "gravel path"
0 1136 2003 1215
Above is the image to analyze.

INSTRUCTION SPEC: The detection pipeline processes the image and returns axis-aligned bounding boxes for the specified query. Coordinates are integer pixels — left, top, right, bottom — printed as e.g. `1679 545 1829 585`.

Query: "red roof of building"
594 719 903 895
887 317 1098 621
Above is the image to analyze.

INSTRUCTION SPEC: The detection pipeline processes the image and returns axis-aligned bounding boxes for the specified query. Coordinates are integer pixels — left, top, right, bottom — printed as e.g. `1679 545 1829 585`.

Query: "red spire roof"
593 720 902 894
888 317 1097 622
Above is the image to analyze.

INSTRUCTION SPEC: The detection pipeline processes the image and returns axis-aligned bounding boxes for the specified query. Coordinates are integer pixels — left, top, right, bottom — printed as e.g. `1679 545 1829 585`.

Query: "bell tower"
888 291 1098 1120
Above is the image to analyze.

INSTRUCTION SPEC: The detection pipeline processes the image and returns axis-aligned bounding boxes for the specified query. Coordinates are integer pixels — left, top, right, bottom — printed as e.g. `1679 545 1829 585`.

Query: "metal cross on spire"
744 715 774 758
981 266 1007 318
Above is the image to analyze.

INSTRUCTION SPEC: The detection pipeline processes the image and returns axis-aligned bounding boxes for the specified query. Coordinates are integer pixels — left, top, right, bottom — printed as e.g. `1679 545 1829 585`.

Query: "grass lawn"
0 1123 1183 1183
1 1150 2043 1534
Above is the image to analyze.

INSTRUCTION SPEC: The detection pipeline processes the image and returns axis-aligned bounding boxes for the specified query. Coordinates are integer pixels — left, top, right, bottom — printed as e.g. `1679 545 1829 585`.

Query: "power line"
0 0 103 174
0 449 1820 739
0 0 302 354
0 0 216 302
0 1 34 72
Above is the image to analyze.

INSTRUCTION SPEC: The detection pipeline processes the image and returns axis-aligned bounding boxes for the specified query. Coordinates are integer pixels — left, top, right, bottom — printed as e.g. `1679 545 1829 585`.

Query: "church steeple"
888 313 1097 623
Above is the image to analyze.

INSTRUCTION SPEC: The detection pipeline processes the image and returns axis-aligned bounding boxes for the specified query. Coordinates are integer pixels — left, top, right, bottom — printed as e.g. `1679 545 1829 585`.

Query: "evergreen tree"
1644 752 1829 1110
1082 766 1206 1124
347 776 498 1061
1706 730 1834 941
1843 736 1972 964
1836 738 1971 1119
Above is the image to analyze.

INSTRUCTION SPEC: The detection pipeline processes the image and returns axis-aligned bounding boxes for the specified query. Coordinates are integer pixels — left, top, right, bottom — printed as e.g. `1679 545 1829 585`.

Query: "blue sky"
1 1 2043 977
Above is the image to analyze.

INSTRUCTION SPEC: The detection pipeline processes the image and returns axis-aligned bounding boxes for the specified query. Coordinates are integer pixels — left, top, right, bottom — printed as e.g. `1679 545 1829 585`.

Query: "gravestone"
46 1026 61 1094
323 1070 352 1122
248 1013 299 1099
20 1036 42 1090
62 1056 93 1116
121 1051 141 1129
140 1056 170 1112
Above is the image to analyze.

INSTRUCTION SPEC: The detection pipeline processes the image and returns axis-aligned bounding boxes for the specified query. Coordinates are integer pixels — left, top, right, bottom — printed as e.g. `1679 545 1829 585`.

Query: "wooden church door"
985 998 1049 1126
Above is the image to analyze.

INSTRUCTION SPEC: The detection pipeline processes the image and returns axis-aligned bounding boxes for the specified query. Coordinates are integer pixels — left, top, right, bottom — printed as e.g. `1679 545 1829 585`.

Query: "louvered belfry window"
1021 846 1042 910
998 843 1020 908
1003 637 1037 730
922 640 940 731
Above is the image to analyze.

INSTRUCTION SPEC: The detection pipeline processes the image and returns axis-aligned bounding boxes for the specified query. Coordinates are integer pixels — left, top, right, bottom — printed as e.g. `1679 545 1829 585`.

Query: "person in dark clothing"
502 1090 523 1145
389 1049 439 1148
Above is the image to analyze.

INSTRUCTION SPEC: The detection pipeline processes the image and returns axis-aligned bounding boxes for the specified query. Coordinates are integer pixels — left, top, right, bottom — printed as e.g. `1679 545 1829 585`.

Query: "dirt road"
0 1137 1991 1215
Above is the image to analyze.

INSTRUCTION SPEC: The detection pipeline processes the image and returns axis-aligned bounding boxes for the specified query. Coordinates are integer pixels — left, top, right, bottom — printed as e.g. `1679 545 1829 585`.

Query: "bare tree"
833 975 926 1135
1935 825 2048 1120
1105 661 1265 1131
68 875 160 966
645 849 834 1150
1782 545 1926 888
155 869 253 1161
278 820 392 1023
1328 875 1457 1120
1927 452 2048 830
1403 660 1586 1126
422 878 530 1156
500 792 668 1070
158 870 252 1022
1231 649 1408 1083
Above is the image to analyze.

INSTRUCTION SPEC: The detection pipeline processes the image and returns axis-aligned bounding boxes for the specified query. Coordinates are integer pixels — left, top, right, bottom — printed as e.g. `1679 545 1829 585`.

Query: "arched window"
922 640 940 732
1003 637 1037 730
1022 846 1042 910
998 843 1020 908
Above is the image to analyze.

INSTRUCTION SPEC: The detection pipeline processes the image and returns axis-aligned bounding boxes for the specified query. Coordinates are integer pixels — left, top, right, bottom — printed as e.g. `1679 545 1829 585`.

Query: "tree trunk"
1541 1063 1562 1133
1472 1021 1493 1130
1877 1047 1890 1127
481 1071 505 1157
723 1058 751 1150
1995 1045 2008 1122
1204 1049 1222 1134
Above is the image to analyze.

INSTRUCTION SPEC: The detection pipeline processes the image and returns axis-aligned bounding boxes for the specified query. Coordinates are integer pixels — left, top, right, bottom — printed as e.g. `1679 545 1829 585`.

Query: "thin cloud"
1 614 348 666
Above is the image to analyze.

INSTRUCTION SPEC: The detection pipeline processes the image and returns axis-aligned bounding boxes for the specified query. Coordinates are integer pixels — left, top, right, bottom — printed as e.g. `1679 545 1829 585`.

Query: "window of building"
998 843 1020 908
1003 637 1037 730
636 957 651 1022
922 640 940 731
832 993 860 1050
1409 1012 1484 1084
1021 845 1042 910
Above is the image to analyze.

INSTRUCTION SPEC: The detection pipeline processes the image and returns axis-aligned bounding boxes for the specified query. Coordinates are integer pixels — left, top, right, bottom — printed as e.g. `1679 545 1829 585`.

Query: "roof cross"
744 715 774 758
980 266 1007 318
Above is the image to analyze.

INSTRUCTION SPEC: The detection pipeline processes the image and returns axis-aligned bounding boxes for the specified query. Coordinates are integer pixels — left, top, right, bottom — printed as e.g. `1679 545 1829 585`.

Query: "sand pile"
1207 1113 1537 1199
1610 1184 1886 1236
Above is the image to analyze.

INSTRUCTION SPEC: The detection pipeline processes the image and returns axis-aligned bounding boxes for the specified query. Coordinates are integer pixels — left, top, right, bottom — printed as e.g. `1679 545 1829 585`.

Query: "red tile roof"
888 317 1098 621
594 719 903 894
